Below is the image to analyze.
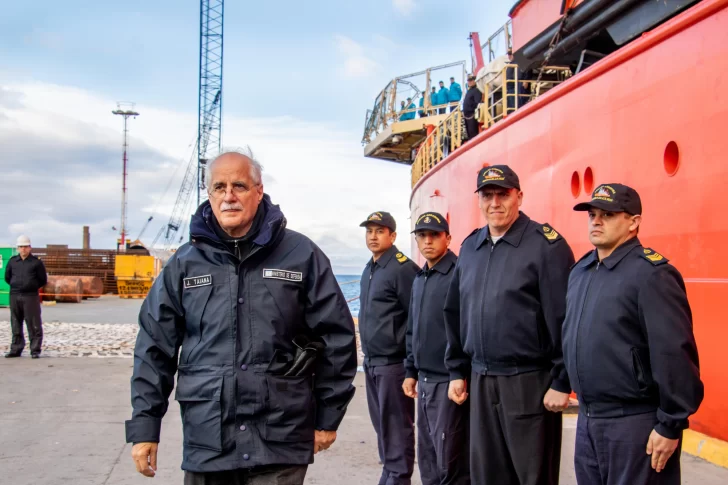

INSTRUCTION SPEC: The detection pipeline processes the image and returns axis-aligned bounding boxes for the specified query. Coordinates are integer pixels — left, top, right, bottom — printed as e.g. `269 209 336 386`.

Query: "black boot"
5 352 22 358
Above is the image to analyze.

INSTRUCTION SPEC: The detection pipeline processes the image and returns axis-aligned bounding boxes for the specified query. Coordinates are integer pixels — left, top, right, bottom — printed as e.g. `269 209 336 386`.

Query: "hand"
448 379 468 405
131 442 158 477
543 389 570 412
402 378 418 399
314 430 337 454
646 429 679 472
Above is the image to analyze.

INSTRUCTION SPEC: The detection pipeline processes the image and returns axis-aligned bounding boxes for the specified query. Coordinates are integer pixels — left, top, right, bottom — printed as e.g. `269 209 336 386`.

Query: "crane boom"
197 0 224 204
151 1 224 250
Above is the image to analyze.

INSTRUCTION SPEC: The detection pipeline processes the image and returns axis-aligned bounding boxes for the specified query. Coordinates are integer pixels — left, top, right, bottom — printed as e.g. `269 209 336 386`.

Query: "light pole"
112 102 140 252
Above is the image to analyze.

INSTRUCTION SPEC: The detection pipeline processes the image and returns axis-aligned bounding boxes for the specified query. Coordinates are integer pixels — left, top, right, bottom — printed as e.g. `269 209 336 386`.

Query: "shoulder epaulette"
462 228 480 244
395 252 409 264
571 250 594 269
538 223 563 244
640 247 669 266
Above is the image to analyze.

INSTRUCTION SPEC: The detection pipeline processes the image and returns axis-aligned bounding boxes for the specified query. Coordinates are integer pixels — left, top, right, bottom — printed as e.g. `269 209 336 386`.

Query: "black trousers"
470 369 561 485
365 362 415 485
575 412 681 485
464 117 479 140
417 379 470 485
184 465 307 485
9 293 43 355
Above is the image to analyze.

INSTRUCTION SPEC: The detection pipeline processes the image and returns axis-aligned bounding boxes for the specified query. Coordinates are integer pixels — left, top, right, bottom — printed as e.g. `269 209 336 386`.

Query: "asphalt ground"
2 357 728 485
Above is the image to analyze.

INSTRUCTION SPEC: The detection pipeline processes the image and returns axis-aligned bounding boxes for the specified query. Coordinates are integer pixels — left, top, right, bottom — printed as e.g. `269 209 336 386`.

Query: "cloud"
392 0 416 16
0 81 414 274
334 35 381 79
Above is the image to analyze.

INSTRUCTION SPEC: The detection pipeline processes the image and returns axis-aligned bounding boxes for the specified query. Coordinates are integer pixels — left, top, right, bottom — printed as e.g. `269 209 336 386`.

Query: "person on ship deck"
462 74 482 141
563 183 704 485
448 77 462 112
437 81 449 114
444 165 575 485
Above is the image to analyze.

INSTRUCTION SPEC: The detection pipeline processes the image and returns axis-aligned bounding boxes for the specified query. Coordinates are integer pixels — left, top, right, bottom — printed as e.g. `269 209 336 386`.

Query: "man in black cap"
564 184 703 485
444 165 575 485
359 211 420 485
462 75 482 141
403 212 469 485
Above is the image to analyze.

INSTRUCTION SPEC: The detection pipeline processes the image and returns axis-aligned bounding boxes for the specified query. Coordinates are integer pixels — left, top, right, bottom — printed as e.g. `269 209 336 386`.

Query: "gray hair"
205 146 264 189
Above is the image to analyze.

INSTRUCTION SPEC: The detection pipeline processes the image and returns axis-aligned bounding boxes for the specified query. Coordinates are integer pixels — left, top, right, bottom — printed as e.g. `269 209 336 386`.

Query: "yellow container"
115 254 155 279
115 254 156 298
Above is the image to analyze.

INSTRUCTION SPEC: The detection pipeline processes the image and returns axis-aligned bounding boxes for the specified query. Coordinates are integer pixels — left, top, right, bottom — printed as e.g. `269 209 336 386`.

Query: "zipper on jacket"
479 242 496 365
363 264 375 352
415 271 428 370
575 261 599 416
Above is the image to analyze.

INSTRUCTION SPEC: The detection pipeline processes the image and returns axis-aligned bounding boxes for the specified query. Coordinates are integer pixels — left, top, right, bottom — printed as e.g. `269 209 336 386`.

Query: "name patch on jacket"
263 269 303 282
183 275 212 289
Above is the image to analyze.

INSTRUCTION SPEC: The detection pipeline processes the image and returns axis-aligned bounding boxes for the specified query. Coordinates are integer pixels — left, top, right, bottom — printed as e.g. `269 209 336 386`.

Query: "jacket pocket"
263 374 315 443
631 347 654 393
174 374 223 452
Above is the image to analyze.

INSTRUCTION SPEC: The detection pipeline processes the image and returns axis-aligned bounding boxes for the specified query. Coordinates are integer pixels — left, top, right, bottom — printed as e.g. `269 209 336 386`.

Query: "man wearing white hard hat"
4 235 47 358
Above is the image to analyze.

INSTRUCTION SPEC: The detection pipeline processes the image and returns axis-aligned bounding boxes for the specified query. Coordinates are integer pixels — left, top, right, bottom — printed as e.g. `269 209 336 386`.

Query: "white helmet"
16 235 31 247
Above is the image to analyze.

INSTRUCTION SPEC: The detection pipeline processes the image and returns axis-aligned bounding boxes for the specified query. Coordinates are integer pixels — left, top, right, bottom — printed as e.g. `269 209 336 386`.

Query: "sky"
0 0 512 274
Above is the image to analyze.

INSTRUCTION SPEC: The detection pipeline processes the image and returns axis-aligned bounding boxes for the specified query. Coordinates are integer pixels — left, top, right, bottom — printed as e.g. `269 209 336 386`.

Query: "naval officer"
564 183 704 485
444 165 575 485
403 211 469 485
359 211 420 485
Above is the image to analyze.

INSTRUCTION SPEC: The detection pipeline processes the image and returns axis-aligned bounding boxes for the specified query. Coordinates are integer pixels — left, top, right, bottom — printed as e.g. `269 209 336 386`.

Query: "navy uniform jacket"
444 212 575 392
562 237 703 439
125 195 357 472
359 245 420 366
405 250 457 383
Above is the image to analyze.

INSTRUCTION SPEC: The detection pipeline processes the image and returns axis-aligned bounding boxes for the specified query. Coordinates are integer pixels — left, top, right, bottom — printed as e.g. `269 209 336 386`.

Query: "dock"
1 299 727 484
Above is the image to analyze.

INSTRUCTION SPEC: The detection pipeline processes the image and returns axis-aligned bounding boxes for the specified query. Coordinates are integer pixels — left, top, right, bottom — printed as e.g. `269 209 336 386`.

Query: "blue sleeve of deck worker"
444 258 469 381
304 244 358 430
449 83 462 102
439 87 449 105
125 255 185 443
639 266 704 439
407 103 417 120
538 234 575 393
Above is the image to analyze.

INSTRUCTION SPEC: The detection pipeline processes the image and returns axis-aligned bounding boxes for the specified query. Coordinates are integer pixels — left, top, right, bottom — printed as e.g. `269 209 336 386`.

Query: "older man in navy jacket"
126 149 357 485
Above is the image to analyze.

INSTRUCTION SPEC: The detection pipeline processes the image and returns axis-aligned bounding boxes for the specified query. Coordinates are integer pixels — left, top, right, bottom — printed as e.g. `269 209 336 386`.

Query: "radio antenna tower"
112 102 140 252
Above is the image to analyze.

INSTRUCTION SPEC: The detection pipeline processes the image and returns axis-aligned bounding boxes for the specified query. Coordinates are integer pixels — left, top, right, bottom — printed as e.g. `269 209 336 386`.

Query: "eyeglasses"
208 182 260 200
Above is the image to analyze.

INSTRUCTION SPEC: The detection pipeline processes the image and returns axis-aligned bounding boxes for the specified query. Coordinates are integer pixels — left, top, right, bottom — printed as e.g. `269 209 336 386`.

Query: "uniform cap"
411 212 449 234
573 183 642 215
359 211 396 232
16 235 31 247
474 164 521 192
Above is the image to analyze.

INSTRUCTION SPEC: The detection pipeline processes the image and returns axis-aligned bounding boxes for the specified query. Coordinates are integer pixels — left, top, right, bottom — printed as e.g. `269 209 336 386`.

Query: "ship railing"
411 106 464 186
480 64 572 127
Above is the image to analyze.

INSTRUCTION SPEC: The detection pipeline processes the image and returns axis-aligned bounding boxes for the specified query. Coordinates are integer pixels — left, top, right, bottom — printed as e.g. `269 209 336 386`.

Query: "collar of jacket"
368 245 400 268
578 236 642 270
189 193 286 251
420 249 456 275
475 211 530 249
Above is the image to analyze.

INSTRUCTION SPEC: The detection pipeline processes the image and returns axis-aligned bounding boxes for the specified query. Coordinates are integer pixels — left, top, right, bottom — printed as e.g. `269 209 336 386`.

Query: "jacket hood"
189 193 286 248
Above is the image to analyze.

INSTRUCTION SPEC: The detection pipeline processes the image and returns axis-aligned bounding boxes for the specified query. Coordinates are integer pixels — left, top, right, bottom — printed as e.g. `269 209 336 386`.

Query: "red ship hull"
410 0 728 442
